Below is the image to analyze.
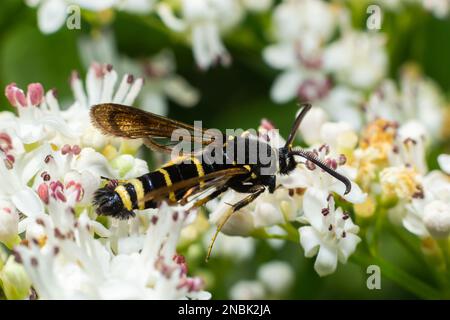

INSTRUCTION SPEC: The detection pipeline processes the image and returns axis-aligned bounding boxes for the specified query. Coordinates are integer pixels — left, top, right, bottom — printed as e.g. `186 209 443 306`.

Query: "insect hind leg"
206 185 265 261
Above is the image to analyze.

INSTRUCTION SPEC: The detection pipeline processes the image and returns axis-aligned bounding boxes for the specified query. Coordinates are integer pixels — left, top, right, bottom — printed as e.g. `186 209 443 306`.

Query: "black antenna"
284 103 312 149
290 148 352 195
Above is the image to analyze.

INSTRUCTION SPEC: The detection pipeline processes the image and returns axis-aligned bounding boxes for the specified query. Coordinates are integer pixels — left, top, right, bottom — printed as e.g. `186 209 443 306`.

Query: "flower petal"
438 154 450 175
338 233 360 263
314 243 338 277
302 188 328 230
11 188 44 218
262 43 297 69
37 0 67 34
330 179 366 204
270 70 303 103
299 226 320 257
253 202 284 228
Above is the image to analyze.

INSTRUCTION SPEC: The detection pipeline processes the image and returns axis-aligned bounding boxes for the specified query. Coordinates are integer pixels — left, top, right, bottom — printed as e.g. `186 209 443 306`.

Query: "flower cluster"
263 0 387 130
0 65 208 300
4 0 450 300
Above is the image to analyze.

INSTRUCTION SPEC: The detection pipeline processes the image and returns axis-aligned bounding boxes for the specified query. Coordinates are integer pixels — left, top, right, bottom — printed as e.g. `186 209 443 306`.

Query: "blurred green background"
1 0 449 299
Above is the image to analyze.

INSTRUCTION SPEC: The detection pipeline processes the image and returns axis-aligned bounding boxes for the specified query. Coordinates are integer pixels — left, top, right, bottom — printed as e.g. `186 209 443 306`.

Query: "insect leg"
206 185 266 261
190 185 230 209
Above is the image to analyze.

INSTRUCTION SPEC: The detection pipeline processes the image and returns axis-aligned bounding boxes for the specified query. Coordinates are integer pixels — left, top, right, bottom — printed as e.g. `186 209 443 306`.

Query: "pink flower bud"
5 83 18 107
50 180 64 193
91 62 104 78
5 83 26 107
70 70 80 83
0 133 13 152
38 184 49 205
55 190 66 202
260 118 276 131
27 83 44 106
61 144 71 155
72 145 81 155
15 88 27 107
173 254 188 275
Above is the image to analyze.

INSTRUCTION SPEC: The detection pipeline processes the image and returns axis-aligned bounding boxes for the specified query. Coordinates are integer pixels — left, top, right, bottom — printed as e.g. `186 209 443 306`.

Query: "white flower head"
422 0 449 18
66 62 144 150
423 200 450 239
298 106 328 146
4 83 76 144
158 0 245 70
27 0 157 34
366 69 446 138
78 32 199 116
280 144 366 210
229 280 266 300
438 154 450 175
402 170 450 238
257 260 294 295
323 31 387 90
15 203 210 299
299 196 361 276
390 121 428 175
136 50 200 115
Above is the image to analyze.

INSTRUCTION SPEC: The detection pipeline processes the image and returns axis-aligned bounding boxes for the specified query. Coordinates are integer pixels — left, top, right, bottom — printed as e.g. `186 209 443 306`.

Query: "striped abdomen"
93 154 248 219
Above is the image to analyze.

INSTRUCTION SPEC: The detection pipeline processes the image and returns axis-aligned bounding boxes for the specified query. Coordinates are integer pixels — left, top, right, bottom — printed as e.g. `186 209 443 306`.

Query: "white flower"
271 0 337 44
323 31 387 90
134 50 200 115
15 204 210 299
402 170 450 238
257 260 294 295
366 70 445 138
27 0 155 34
241 0 272 12
422 0 449 18
319 121 359 155
297 106 328 146
0 200 20 249
280 145 366 214
0 144 51 222
318 86 365 130
299 196 361 276
0 255 32 300
423 200 450 238
26 0 118 34
115 0 155 14
229 280 266 300
438 154 450 174
380 166 421 200
4 83 76 144
78 32 199 116
109 154 149 179
157 0 244 69
66 63 144 150
390 121 428 175
400 171 450 238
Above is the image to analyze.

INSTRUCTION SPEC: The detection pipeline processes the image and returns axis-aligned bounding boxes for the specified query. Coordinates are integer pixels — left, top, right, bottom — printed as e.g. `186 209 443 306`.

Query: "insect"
90 103 351 259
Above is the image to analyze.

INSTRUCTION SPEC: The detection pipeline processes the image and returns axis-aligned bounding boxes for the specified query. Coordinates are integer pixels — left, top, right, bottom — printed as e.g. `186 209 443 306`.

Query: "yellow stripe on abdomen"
115 185 132 211
129 178 145 210
191 157 205 188
158 168 177 202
